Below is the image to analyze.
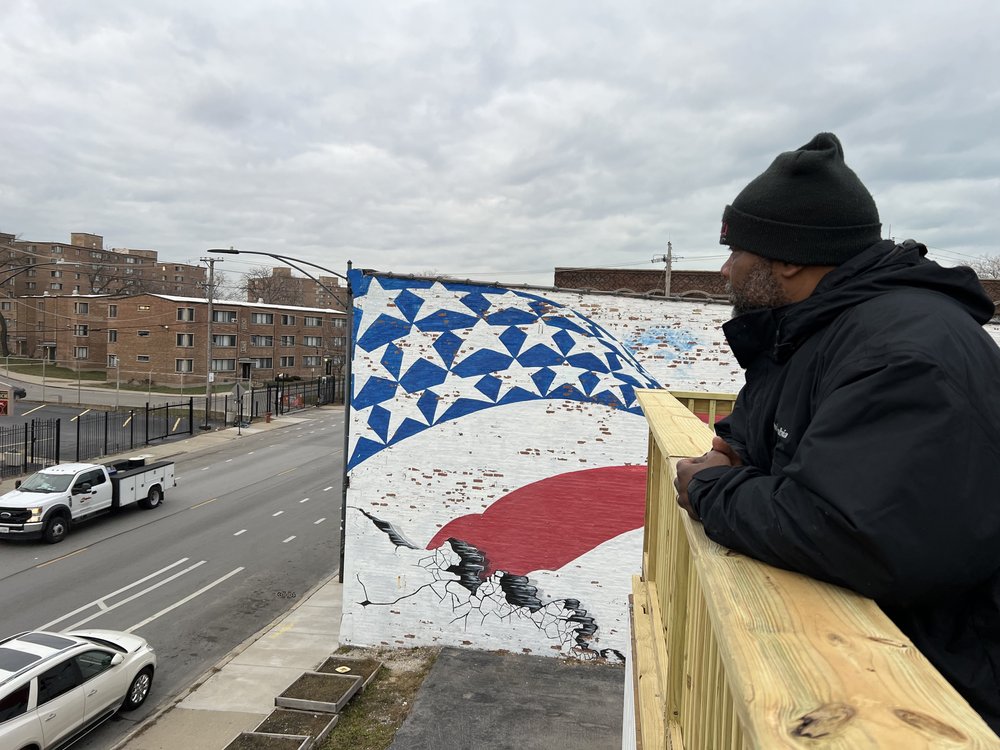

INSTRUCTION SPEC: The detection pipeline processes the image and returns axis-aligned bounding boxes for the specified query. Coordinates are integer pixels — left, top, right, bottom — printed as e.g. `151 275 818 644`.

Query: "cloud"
2 0 999 285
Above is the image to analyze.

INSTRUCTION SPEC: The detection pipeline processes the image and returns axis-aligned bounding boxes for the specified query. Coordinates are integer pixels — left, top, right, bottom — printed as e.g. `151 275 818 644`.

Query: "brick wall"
555 267 727 297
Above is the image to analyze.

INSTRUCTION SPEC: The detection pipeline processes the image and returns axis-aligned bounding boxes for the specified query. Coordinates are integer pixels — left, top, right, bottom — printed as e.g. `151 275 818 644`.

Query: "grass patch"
6 361 105 381
317 646 439 750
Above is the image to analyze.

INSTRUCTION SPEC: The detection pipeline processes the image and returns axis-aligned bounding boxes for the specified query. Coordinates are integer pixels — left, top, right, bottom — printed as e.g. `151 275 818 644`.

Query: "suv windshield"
18 473 74 493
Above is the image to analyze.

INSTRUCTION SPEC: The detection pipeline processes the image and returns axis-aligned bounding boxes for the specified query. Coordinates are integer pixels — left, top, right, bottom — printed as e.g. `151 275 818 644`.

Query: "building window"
304 316 322 327
176 333 194 347
251 312 273 325
174 275 184 282
303 336 322 347
138 304 150 311
74 324 89 336
304 355 321 367
91 251 103 260
126 256 139 264
280 356 295 367
138 330 150 337
212 334 236 347
280 335 295 346
108 354 119 367
49 283 62 290
211 358 236 371
51 245 62 254
250 335 273 347
281 315 295 325
137 354 150 363
332 336 346 347
175 359 194 373
108 304 118 318
107 329 118 343
0 301 10 311
26 282 36 289
50 270 62 278
213 310 237 323
250 357 273 369
74 346 89 360
177 307 195 321
74 302 89 314
333 318 347 328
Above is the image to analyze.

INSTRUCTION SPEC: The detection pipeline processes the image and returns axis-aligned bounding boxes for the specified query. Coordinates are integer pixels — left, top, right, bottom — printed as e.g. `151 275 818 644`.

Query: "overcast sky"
2 0 998 288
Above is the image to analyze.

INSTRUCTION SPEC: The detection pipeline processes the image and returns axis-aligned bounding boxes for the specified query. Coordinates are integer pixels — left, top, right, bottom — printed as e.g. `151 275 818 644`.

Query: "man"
675 132 1000 733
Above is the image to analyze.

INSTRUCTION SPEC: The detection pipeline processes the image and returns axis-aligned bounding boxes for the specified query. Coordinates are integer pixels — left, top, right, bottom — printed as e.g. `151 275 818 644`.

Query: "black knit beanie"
719 132 882 265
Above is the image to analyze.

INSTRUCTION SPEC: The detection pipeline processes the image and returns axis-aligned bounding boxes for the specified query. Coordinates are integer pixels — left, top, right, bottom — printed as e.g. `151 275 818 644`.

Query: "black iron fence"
73 399 195 462
0 419 61 478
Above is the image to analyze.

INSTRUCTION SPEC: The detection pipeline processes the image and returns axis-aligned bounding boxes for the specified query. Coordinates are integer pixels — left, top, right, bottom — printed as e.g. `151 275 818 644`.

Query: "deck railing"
630 389 998 749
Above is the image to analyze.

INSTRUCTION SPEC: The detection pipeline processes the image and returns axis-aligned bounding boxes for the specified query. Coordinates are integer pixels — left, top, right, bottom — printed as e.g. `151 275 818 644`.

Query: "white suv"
0 629 156 750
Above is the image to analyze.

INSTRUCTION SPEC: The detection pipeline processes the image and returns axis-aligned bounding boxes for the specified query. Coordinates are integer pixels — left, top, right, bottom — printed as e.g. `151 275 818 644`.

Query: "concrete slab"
179 664 305 713
123 708 263 750
228 631 339 669
389 648 625 750
270 602 342 635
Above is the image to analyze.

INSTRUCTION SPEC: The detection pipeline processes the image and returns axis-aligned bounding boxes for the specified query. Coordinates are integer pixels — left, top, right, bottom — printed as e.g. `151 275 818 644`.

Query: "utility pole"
201 256 222 429
651 241 673 297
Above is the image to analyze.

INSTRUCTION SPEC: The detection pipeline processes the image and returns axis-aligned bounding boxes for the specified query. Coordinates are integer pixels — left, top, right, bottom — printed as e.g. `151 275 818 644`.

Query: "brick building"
11 292 347 387
247 266 348 309
0 231 206 298
554 267 728 298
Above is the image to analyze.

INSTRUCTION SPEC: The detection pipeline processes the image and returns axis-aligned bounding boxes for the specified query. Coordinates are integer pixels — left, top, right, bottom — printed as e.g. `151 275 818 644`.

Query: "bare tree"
239 265 300 305
967 255 1000 279
206 268 242 301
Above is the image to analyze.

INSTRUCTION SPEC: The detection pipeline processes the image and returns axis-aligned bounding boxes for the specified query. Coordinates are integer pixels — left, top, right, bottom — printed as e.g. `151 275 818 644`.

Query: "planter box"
315 655 383 691
275 672 362 713
255 709 339 746
223 732 311 750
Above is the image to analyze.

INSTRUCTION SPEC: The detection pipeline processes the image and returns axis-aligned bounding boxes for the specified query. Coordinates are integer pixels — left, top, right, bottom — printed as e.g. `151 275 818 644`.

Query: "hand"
674 441 739 521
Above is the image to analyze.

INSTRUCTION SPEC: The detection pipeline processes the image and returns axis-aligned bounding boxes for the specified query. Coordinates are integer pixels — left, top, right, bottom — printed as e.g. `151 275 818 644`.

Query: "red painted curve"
427 465 647 576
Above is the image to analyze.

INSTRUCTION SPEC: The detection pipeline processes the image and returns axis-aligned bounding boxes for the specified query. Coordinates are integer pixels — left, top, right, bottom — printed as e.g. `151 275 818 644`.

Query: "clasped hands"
674 436 742 521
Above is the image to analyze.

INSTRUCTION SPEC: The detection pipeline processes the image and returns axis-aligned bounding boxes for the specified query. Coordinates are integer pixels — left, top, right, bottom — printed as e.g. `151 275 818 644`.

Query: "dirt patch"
316 655 382 683
224 732 308 750
256 709 334 737
315 645 439 750
281 672 359 703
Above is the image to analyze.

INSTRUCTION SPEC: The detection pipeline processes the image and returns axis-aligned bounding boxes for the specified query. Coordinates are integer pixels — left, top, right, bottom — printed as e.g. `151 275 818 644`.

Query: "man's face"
721 248 789 316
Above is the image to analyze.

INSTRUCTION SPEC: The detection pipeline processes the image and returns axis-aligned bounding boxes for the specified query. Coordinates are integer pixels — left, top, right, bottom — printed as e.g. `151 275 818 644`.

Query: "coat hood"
724 240 997 367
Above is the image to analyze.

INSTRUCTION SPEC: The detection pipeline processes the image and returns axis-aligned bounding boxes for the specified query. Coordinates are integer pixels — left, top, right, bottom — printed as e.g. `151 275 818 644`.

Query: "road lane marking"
190 498 217 509
70 409 92 422
282 536 296 543
234 529 247 536
39 558 192 629
323 486 333 492
299 498 309 503
225 458 233 463
126 567 245 633
23 404 47 415
314 518 326 525
273 511 284 517
248 451 255 455
201 466 210 471
277 467 297 476
36 548 88 568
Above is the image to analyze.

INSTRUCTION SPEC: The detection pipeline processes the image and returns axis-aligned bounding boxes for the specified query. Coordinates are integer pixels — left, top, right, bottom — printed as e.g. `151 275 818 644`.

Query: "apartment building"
247 266 348 310
0 231 206 298
11 293 347 387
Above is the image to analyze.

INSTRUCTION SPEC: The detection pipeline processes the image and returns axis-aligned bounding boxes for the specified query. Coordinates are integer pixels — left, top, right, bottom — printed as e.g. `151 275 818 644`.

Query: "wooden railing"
630 389 999 749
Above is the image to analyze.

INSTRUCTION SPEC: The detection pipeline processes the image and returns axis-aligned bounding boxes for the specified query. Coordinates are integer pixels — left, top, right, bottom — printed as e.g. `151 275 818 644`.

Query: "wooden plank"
632 577 667 750
638 389 713 459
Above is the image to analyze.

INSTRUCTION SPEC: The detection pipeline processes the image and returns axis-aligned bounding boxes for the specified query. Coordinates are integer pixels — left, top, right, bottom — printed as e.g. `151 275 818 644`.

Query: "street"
0 407 344 749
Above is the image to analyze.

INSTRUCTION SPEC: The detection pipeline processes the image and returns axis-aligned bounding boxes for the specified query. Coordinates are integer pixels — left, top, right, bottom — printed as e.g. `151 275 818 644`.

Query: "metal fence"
73 399 195 462
204 375 344 428
0 418 61 478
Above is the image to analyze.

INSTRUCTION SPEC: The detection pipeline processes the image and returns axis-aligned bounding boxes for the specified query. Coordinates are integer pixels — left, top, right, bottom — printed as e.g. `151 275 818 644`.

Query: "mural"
340 272 740 658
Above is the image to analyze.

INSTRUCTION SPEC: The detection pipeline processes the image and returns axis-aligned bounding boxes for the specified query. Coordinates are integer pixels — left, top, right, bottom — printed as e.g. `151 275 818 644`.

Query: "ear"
773 261 806 279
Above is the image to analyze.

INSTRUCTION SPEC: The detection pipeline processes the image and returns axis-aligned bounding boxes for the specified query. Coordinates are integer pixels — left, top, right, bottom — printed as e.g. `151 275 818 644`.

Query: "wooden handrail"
631 389 999 749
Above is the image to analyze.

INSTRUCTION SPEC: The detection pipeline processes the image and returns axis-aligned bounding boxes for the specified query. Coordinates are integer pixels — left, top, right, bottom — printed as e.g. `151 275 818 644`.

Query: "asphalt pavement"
4 371 627 749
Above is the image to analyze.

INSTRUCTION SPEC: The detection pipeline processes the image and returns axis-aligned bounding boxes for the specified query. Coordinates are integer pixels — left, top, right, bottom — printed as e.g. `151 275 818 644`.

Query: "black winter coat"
688 240 1000 732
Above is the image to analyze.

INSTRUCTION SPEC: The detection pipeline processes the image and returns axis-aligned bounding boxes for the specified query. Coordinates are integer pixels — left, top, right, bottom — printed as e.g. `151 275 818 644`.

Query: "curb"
110 569 342 750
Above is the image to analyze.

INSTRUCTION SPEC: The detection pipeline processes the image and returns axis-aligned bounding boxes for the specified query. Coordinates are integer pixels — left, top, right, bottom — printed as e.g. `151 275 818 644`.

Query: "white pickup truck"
0 457 175 543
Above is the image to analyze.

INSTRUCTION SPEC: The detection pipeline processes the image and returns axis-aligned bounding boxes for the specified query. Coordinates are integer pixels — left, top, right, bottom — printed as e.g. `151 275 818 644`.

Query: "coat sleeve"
712 388 750 463
688 348 1000 607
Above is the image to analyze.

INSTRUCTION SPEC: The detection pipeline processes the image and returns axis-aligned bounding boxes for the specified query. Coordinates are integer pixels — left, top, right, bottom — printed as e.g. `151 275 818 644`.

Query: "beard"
728 258 789 316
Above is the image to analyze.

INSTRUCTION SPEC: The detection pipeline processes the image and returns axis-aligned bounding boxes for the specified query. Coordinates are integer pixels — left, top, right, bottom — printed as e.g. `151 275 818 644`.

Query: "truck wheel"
139 485 163 510
43 513 69 544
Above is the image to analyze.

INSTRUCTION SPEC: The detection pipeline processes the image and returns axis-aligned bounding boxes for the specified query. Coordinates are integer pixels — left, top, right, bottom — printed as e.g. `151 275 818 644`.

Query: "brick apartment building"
0 231 206 298
9 292 347 387
248 266 348 310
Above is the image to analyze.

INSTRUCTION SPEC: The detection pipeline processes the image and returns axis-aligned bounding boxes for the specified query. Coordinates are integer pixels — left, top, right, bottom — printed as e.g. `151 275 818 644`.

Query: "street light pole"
209 248 353 583
201 256 222 429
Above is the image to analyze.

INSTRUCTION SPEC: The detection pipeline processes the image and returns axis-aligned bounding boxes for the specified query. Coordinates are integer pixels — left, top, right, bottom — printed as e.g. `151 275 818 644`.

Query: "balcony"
629 389 997 748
